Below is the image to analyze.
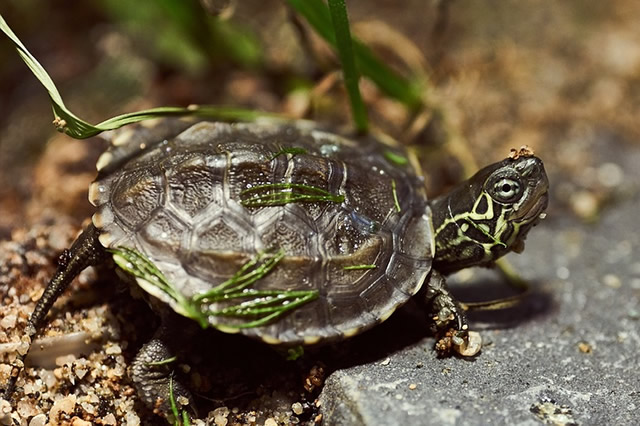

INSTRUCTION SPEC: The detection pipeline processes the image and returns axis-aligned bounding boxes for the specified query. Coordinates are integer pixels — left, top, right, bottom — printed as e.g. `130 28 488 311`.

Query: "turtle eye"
491 178 521 203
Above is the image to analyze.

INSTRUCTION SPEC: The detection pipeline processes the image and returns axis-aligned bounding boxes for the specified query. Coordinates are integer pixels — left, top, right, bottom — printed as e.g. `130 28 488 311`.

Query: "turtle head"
430 154 549 274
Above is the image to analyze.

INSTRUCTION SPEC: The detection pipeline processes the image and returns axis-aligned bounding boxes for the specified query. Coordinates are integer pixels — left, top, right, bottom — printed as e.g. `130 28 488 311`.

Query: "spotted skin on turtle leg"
131 313 197 418
420 270 478 357
421 270 468 335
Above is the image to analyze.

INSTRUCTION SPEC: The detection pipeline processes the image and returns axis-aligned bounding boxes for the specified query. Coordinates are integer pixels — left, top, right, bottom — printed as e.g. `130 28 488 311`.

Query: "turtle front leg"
131 314 197 420
423 271 467 333
422 271 482 357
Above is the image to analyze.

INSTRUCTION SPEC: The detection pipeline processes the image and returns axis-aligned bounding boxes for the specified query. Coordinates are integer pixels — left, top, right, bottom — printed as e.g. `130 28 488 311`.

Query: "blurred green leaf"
287 0 424 110
327 0 368 132
99 0 261 71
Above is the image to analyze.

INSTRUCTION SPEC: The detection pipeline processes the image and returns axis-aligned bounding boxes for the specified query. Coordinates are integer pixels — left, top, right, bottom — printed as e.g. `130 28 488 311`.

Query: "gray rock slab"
319 146 640 425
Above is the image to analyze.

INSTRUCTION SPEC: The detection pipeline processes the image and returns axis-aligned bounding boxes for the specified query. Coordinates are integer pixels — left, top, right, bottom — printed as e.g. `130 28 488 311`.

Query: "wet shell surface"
88 120 434 344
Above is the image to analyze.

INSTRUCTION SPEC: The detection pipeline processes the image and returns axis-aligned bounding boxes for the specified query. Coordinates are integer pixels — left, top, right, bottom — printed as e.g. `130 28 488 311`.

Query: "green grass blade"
109 247 209 328
169 376 180 424
214 290 317 315
193 249 286 301
286 0 423 109
0 13 277 139
352 40 423 109
269 146 307 160
391 179 401 212
240 183 345 207
0 14 62 107
101 0 261 70
343 264 377 271
383 149 409 166
95 105 273 131
327 0 368 132
0 13 94 134
286 346 304 361
147 356 177 367
288 0 331 40
110 247 317 331
205 289 319 329
168 374 190 425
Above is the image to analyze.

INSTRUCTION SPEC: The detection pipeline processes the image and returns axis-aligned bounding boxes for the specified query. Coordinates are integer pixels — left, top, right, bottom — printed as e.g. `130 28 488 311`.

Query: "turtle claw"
435 328 482 357
435 328 460 356
455 330 482 356
430 304 467 332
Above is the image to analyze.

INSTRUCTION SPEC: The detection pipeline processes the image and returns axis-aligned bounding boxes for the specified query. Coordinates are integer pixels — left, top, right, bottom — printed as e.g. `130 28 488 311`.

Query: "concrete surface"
318 142 640 425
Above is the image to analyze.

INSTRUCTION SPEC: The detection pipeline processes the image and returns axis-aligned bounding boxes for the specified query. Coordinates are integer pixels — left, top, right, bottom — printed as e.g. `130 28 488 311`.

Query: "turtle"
2 119 549 420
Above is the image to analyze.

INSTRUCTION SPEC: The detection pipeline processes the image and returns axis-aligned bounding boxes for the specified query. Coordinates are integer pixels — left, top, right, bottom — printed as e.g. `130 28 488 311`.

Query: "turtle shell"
88 120 434 344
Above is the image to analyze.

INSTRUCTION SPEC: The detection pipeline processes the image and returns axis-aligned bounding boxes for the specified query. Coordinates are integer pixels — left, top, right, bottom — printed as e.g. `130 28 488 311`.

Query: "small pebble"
212 406 229 426
0 399 11 422
105 344 121 355
17 340 29 356
71 418 92 426
75 366 88 380
380 357 391 366
264 419 278 426
292 402 304 415
29 414 47 426
0 315 16 330
409 383 417 390
101 413 117 425
80 402 96 415
17 399 39 417
124 412 141 426
602 274 621 289
55 354 76 367
41 370 57 388
49 395 76 426
578 341 593 354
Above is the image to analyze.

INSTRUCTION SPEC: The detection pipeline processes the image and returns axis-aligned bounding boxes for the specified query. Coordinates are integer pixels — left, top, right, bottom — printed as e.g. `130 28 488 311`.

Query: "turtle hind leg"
132 314 197 420
2 223 106 399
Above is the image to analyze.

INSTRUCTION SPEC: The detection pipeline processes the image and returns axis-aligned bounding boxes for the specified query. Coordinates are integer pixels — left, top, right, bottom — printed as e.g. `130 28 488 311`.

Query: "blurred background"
1 1 640 424
2 0 639 233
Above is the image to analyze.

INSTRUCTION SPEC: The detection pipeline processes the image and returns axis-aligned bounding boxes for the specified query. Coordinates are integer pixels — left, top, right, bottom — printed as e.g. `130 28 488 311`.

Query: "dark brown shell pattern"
89 121 434 344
